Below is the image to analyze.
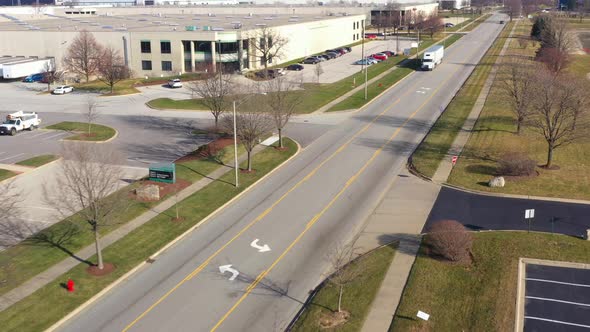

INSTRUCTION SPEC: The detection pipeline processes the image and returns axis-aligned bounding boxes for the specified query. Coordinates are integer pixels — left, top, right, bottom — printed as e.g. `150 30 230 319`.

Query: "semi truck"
0 58 54 79
421 45 444 71
0 111 42 136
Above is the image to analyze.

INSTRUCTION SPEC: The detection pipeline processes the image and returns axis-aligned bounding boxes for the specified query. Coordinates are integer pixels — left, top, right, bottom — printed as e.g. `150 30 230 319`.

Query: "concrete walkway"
358 16 516 332
0 163 34 173
0 145 264 312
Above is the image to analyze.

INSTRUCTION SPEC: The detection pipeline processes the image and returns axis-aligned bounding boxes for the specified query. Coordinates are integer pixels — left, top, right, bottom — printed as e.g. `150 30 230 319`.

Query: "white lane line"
28 205 57 211
524 316 590 329
0 153 25 162
526 296 590 307
42 132 69 140
26 131 56 139
526 278 590 288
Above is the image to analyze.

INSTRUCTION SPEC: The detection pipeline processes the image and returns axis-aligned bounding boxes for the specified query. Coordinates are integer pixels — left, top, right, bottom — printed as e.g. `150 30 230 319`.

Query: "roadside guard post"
148 163 176 184
67 278 75 292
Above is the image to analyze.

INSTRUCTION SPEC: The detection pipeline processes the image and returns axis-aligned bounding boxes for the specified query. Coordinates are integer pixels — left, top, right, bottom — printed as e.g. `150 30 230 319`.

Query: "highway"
58 13 508 332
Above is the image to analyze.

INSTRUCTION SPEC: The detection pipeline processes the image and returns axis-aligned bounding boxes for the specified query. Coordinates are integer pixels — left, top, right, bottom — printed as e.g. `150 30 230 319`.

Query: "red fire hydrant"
67 279 75 293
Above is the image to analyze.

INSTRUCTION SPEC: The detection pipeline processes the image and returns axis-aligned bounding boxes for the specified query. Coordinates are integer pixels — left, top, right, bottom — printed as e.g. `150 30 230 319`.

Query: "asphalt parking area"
524 264 590 331
0 129 70 164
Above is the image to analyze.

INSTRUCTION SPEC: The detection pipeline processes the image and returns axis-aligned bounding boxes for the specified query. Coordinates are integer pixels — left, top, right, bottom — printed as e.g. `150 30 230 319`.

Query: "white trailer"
1 58 54 79
421 45 444 71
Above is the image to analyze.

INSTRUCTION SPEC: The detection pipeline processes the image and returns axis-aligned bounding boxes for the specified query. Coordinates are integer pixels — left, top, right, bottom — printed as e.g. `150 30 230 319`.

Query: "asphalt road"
525 264 590 331
58 14 508 332
426 186 590 238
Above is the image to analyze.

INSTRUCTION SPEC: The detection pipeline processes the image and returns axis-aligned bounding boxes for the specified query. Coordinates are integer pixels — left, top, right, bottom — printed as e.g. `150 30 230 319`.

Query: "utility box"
149 163 176 184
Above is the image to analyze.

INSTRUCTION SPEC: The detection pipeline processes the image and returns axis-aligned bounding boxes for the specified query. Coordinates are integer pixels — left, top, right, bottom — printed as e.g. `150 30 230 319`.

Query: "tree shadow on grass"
465 164 497 176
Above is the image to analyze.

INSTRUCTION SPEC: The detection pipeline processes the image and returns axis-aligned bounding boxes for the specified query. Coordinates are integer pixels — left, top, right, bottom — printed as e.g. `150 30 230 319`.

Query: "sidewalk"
0 145 265 312
313 15 486 115
358 16 514 332
0 163 34 174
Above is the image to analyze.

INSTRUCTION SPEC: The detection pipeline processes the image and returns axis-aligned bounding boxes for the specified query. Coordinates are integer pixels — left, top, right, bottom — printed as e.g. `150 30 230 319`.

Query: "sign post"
149 163 176 184
524 209 535 233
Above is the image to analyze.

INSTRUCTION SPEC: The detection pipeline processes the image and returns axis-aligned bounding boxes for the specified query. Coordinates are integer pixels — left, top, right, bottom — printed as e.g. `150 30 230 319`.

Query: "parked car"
323 52 337 60
382 51 396 57
287 64 304 71
344 47 352 53
23 73 43 83
319 54 331 61
168 79 182 88
365 33 377 39
354 59 373 65
302 57 320 64
444 23 454 28
499 20 505 24
371 53 388 61
326 51 341 58
52 85 74 94
311 55 327 62
366 57 379 64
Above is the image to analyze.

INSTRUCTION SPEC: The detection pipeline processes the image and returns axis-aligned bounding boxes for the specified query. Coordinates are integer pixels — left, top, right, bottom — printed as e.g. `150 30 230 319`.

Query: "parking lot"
0 129 71 164
524 264 590 331
285 38 417 84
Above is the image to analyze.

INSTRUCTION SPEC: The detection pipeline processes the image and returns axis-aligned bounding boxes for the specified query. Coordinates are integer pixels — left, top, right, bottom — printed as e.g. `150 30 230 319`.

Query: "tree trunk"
214 114 219 129
110 84 114 94
278 128 283 148
47 82 51 92
247 149 252 171
88 122 92 135
516 118 522 135
338 285 343 313
546 143 554 168
94 228 104 269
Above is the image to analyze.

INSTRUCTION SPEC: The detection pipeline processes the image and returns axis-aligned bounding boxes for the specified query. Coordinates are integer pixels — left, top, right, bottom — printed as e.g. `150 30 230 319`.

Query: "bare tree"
188 71 234 128
425 220 472 262
528 71 588 168
499 59 536 134
264 76 303 148
536 18 575 74
41 61 63 93
62 30 104 82
325 239 363 314
219 98 274 171
84 98 100 135
45 143 127 270
97 46 131 94
246 26 289 72
0 181 25 248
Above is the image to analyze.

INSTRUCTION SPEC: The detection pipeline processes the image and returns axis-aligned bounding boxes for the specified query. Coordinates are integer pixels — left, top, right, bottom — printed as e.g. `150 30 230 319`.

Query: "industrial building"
0 8 365 77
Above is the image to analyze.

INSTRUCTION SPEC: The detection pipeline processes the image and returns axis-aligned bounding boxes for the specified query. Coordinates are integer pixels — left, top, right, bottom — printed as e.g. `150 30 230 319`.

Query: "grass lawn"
0 139 297 332
0 169 17 181
292 244 396 332
410 21 513 178
445 21 590 200
74 72 205 96
146 98 208 110
45 122 116 142
391 232 590 331
15 155 59 167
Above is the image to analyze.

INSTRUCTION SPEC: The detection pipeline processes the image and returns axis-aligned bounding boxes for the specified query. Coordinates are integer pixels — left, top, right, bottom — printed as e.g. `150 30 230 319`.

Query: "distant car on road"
444 23 454 28
286 64 304 71
52 85 74 94
168 79 183 88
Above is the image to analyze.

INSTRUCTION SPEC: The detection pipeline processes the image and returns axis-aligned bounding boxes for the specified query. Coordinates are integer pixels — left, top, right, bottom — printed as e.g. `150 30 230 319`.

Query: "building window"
141 60 152 70
160 41 171 54
140 41 151 53
162 61 172 71
353 34 356 41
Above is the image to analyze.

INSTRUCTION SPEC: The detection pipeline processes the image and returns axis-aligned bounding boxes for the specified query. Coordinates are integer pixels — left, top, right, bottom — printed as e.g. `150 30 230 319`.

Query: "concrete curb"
514 258 590 332
0 156 62 184
57 127 119 144
45 139 301 332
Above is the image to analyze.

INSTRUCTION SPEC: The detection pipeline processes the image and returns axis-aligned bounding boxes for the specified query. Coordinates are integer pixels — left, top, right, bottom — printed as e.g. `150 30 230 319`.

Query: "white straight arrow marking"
250 239 271 253
219 264 239 281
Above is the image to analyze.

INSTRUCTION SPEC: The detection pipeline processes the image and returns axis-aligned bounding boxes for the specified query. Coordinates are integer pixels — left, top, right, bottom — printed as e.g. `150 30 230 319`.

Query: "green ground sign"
149 163 176 184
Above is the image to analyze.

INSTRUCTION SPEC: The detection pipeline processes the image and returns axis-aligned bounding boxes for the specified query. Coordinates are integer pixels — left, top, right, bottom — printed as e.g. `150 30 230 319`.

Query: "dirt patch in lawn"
175 137 236 163
86 263 116 276
319 310 350 329
129 179 192 202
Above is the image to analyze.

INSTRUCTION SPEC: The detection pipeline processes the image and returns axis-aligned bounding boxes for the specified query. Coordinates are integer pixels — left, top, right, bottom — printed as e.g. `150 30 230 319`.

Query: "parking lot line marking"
42 132 69 140
26 131 57 139
526 278 590 288
526 296 590 307
525 316 590 328
0 153 25 162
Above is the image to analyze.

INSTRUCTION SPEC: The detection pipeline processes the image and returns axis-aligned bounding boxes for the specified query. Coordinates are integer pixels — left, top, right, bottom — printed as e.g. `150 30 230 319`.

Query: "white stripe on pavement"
0 153 25 162
525 316 590 329
26 131 59 139
41 132 69 140
526 296 590 307
526 278 590 288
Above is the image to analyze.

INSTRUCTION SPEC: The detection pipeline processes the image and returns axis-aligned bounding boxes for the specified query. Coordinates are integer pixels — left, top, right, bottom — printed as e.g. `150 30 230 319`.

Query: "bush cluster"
497 153 537 176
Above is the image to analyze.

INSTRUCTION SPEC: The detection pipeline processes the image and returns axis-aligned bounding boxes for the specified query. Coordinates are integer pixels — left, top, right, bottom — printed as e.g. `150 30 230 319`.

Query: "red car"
365 34 377 39
370 53 387 61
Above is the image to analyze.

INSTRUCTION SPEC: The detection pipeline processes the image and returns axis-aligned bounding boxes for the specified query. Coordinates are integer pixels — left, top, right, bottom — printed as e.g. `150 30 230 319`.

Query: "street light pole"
233 100 239 188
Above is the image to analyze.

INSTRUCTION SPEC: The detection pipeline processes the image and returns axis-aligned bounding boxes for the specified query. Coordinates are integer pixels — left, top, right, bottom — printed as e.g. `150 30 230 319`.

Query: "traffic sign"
525 209 535 219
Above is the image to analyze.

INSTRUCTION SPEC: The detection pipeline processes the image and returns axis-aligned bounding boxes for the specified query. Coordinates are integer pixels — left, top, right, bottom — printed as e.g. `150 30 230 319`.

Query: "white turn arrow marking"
250 239 271 253
219 264 239 281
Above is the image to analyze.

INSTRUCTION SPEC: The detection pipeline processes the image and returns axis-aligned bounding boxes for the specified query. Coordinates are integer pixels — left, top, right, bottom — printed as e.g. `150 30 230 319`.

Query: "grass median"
0 138 297 332
74 72 205 96
391 232 590 331
15 155 59 167
0 169 17 181
292 244 396 332
410 20 512 178
45 122 117 142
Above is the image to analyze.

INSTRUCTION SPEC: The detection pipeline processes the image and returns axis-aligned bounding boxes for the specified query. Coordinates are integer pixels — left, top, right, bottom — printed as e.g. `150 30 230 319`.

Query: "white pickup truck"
0 111 42 136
